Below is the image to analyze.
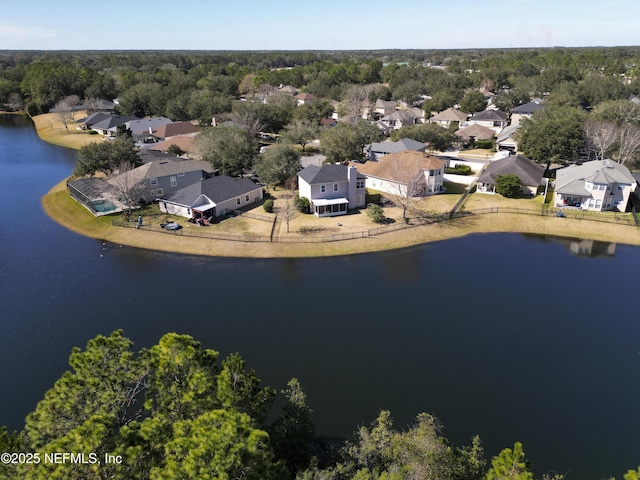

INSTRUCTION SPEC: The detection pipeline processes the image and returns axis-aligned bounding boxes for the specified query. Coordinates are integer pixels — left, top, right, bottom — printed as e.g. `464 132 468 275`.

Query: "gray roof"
68 177 118 200
477 154 545 186
556 159 636 195
470 110 507 121
298 164 364 184
512 102 543 114
497 123 521 143
126 117 173 135
80 112 111 127
138 149 182 163
161 175 262 206
90 114 138 131
107 158 213 187
369 138 427 154
381 110 418 123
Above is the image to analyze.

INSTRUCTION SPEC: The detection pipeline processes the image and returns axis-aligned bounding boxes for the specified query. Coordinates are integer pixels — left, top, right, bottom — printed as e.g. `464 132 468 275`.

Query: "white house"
297 164 366 217
554 159 636 211
354 150 445 197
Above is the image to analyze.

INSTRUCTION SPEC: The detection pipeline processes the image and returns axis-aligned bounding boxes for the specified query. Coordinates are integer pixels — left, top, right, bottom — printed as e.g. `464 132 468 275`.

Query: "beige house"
554 159 636 211
354 151 445 196
428 108 469 128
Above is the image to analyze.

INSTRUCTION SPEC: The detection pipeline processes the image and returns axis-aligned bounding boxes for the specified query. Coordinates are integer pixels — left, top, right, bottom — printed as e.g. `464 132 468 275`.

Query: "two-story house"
354 151 445 197
107 158 215 203
297 164 366 217
554 159 636 211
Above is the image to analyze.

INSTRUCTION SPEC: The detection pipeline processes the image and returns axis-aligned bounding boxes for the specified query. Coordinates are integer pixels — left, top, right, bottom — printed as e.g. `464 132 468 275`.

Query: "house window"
321 185 326 193
356 180 365 188
170 176 177 187
178 172 185 177
156 188 163 196
245 195 250 202
150 178 158 186
595 199 602 208
585 182 592 190
333 184 339 192
429 170 435 176
236 198 241 205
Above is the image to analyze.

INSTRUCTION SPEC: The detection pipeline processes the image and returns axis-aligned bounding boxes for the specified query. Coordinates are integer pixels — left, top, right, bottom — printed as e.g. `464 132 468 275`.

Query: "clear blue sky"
1 0 638 50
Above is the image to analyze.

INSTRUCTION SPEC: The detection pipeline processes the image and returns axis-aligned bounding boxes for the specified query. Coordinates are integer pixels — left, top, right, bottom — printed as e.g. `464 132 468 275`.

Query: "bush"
473 139 495 150
444 164 472 175
366 203 386 223
495 174 523 198
294 195 311 214
263 199 274 213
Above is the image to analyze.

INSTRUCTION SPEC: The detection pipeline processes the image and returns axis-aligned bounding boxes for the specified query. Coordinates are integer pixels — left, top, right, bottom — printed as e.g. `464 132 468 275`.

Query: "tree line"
0 331 638 480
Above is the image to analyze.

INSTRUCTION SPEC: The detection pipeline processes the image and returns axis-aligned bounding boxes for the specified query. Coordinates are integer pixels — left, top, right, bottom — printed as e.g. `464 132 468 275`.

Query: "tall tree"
254 143 301 190
74 139 139 177
193 125 257 176
460 90 488 114
517 106 586 163
281 119 319 152
484 442 533 480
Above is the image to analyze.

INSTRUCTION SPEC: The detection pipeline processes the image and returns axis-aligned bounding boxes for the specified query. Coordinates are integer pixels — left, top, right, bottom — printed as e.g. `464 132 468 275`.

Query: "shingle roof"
555 160 635 195
470 110 507 121
477 154 545 186
90 114 138 131
126 117 173 135
497 124 521 143
382 110 419 123
355 151 445 181
512 101 543 114
454 124 496 140
81 112 111 127
298 164 362 184
369 138 427 154
161 176 262 206
107 158 213 187
152 121 200 139
429 107 469 122
295 93 318 100
147 135 197 153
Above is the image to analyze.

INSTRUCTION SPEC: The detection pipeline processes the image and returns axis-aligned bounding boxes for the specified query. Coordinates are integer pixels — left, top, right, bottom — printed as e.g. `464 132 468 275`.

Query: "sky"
0 0 638 51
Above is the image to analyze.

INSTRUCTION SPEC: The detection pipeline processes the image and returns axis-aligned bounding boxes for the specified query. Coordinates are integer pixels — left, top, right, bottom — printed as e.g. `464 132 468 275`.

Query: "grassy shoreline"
35 113 640 258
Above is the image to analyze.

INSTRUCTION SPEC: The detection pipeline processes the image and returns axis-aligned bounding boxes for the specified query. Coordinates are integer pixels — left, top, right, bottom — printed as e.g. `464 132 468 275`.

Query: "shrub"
366 203 386 223
263 199 274 213
444 164 472 175
495 174 523 198
474 139 495 150
294 195 311 214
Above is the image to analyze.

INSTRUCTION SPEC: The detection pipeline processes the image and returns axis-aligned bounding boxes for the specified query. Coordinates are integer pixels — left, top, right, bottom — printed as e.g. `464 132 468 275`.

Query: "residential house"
151 121 200 142
108 158 214 203
496 123 521 152
78 112 112 130
367 138 427 162
466 110 508 131
379 110 421 133
297 164 366 217
145 135 197 157
510 101 543 124
454 124 496 143
428 108 469 129
278 85 299 95
476 154 545 195
90 114 138 136
372 99 398 120
126 117 174 143
554 159 636 211
295 93 318 105
158 175 263 220
354 150 445 196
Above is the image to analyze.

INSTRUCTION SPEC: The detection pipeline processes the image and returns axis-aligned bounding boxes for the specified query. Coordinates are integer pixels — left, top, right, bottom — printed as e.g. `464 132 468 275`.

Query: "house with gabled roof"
151 121 200 141
90 114 138 136
467 110 508 131
297 164 366 217
454 124 496 143
554 159 636 211
158 175 263 220
496 123 521 152
108 157 214 202
428 108 469 128
126 117 174 143
367 138 427 161
379 110 421 133
295 93 318 105
354 151 445 196
476 154 545 195
510 101 543 124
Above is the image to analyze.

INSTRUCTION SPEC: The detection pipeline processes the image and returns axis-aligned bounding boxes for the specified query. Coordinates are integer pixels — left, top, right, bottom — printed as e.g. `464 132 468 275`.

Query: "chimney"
149 126 153 134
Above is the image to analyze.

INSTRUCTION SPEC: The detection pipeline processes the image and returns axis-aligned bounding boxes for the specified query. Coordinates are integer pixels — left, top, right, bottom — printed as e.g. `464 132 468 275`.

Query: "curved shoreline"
34 115 640 258
42 178 640 258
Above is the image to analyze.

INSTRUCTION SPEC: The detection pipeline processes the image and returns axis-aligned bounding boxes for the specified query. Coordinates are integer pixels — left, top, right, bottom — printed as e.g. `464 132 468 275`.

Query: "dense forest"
3 47 640 167
1 331 638 480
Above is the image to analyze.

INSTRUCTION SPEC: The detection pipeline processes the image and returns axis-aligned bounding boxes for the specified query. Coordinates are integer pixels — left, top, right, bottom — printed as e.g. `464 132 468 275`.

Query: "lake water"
0 115 639 478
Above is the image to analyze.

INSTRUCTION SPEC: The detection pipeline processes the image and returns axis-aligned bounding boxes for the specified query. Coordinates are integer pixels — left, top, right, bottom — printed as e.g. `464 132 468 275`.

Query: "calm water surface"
0 115 638 478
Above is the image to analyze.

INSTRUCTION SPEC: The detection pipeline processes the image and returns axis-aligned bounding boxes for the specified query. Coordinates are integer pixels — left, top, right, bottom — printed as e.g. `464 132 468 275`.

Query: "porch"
312 198 349 217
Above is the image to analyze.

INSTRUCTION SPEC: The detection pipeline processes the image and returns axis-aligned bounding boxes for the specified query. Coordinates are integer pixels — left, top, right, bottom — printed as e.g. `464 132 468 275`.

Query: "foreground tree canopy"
1 331 638 480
